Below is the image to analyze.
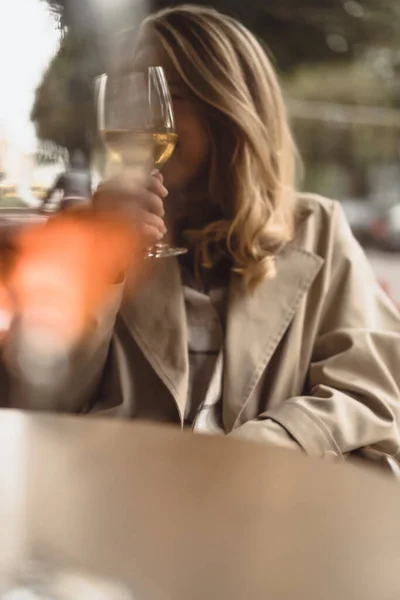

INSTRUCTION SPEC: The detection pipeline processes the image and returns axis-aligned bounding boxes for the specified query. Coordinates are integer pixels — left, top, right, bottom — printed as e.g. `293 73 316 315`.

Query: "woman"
2 5 400 465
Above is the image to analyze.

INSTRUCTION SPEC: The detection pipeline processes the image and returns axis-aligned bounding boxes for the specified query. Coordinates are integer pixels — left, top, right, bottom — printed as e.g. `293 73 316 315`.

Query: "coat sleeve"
232 202 400 460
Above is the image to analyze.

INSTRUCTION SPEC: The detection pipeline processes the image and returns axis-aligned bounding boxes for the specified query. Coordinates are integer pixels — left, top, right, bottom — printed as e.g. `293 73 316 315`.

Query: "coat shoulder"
292 192 347 245
295 192 338 224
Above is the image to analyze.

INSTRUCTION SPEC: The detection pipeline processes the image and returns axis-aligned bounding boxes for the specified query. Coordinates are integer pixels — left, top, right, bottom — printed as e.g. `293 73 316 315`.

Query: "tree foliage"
31 31 100 157
152 0 399 70
34 0 400 152
41 0 400 69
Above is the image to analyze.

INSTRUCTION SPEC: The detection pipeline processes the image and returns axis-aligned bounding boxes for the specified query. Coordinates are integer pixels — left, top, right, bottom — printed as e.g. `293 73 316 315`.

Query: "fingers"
92 172 168 247
94 188 165 221
151 169 163 181
137 190 165 218
94 174 167 217
138 223 165 247
148 171 168 201
129 208 167 246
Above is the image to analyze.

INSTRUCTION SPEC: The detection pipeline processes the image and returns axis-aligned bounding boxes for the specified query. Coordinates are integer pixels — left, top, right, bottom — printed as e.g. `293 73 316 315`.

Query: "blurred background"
1 0 399 301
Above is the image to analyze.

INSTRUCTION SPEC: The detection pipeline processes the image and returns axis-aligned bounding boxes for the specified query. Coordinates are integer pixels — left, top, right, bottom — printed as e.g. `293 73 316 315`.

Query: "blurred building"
0 126 64 207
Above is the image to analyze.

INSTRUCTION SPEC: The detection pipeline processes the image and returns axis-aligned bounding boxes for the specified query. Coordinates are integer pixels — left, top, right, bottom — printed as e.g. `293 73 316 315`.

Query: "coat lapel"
120 258 188 423
223 246 324 431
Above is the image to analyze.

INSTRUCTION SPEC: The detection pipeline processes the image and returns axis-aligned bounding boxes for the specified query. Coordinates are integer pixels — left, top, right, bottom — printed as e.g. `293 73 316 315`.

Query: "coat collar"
120 257 188 422
222 246 323 430
120 241 323 428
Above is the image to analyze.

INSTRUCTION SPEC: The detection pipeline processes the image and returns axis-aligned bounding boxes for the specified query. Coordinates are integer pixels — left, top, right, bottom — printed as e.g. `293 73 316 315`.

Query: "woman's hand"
93 170 168 249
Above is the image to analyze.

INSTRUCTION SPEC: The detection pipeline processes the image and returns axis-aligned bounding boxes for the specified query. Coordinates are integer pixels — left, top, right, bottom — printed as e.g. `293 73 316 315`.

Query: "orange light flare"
0 284 13 344
0 210 148 350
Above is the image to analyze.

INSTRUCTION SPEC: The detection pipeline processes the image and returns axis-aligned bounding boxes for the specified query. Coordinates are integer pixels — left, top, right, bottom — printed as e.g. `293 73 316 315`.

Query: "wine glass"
96 67 187 259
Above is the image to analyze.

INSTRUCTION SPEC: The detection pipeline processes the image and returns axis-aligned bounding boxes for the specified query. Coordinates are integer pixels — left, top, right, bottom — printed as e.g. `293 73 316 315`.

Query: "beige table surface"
0 409 399 599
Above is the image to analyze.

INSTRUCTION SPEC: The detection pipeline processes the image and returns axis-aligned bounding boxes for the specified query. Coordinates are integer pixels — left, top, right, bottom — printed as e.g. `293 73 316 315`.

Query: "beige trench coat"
2 194 400 461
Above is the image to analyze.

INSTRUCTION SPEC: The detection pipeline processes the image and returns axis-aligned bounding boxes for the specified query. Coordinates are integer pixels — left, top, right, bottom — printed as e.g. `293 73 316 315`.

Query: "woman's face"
135 43 211 192
162 73 211 191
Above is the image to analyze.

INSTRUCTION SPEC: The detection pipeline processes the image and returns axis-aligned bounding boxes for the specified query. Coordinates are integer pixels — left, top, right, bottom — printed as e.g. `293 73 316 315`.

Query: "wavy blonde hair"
139 5 297 288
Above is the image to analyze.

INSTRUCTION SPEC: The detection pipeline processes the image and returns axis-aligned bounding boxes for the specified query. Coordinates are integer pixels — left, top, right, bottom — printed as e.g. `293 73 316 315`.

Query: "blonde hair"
140 5 297 288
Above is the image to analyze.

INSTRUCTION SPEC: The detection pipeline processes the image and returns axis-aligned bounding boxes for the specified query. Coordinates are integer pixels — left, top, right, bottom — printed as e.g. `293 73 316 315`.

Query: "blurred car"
370 202 400 252
341 198 400 252
340 199 378 246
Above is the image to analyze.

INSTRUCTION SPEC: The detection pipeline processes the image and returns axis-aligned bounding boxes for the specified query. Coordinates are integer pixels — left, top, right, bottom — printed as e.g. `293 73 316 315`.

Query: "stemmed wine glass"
96 67 187 258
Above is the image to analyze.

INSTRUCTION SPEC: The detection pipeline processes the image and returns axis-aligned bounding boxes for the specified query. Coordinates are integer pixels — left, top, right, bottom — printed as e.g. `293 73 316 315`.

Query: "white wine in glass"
96 68 187 258
103 131 178 171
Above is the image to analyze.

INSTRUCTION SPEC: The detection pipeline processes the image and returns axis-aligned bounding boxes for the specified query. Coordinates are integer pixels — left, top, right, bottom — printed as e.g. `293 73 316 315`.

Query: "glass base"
145 243 187 259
